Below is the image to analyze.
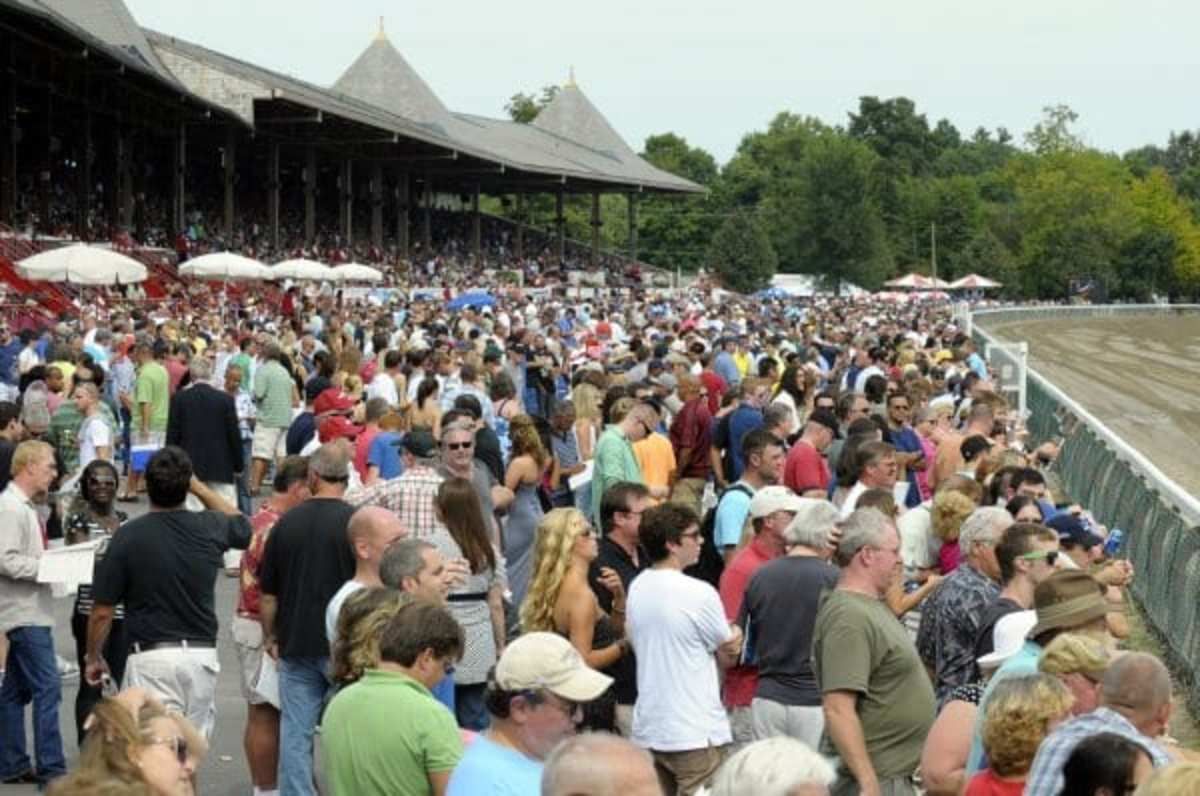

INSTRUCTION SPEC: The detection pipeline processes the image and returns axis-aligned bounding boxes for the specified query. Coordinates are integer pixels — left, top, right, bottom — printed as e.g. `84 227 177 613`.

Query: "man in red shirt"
698 351 728 417
232 456 310 796
783 408 839 497
668 375 713 516
717 485 804 743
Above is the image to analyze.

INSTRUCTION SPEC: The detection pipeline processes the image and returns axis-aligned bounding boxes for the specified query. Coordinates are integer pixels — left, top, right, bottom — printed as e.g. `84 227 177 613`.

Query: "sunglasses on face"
446 441 473 451
1019 550 1058 566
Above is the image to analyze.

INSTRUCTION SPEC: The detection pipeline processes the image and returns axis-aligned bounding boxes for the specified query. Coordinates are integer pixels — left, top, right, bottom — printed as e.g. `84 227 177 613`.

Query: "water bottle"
1104 528 1125 557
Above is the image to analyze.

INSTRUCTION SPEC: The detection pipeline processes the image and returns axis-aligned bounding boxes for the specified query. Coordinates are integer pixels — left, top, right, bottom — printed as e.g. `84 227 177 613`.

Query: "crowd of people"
1 259 1198 796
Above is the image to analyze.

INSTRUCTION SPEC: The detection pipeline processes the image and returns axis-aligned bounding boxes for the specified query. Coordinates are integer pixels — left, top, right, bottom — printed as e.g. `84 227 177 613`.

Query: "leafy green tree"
637 133 722 272
847 96 958 177
956 228 1021 293
778 133 892 291
505 85 560 123
706 209 777 293
717 113 829 208
1116 230 1175 300
1128 168 1200 290
1024 104 1084 155
895 175 985 278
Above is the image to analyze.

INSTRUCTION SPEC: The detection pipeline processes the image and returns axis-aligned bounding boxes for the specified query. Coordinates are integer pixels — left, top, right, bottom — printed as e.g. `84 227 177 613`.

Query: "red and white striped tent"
949 273 1002 290
884 272 951 290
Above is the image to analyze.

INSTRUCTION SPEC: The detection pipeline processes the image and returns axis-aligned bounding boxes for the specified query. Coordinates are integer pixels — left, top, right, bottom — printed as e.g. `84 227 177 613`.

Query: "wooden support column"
514 193 525 260
133 134 147 241
0 33 14 225
76 112 92 240
267 141 280 250
304 146 316 246
590 192 601 268
370 163 383 248
341 159 353 244
396 170 410 258
223 128 236 242
422 175 432 253
471 184 481 261
555 187 566 266
172 123 186 233
119 132 134 232
628 192 639 262
38 89 51 234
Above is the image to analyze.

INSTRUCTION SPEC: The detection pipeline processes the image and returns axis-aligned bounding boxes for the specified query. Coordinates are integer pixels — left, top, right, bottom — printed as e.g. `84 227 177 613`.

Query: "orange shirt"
633 433 677 504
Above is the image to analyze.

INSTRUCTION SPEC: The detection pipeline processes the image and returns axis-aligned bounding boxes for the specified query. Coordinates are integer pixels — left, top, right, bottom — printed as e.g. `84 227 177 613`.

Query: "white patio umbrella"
883 272 934 290
179 252 271 281
270 258 336 281
331 262 384 283
17 243 147 284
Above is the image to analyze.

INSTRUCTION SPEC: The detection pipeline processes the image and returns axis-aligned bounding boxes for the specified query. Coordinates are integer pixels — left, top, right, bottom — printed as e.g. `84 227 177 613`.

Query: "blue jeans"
236 439 253 515
0 626 65 781
278 656 330 796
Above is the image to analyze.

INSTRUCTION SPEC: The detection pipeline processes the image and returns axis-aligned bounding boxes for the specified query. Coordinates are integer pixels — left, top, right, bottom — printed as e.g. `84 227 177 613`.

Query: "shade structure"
179 252 270 281
950 273 1002 290
446 290 496 310
331 263 384 283
270 258 336 281
17 244 147 285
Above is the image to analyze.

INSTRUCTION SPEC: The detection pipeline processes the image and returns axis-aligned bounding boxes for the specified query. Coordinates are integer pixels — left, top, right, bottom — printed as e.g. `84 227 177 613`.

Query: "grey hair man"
706 736 837 796
165 352 242 513
813 508 935 796
541 733 661 796
1025 652 1176 793
916 506 1011 704
739 499 841 748
380 538 452 605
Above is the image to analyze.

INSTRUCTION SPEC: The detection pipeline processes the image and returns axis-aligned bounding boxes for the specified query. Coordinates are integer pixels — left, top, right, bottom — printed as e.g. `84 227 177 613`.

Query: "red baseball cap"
318 415 363 443
313 388 355 416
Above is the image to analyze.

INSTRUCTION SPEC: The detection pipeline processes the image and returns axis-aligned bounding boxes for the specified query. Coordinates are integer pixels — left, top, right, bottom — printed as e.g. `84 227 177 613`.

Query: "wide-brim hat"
1028 570 1108 639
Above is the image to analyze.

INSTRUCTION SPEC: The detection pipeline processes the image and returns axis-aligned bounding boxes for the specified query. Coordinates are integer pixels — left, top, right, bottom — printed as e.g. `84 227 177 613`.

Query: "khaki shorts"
251 424 286 462
231 615 268 705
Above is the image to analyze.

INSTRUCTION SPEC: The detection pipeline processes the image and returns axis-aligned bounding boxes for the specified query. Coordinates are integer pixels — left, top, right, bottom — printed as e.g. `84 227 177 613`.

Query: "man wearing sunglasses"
973 522 1061 664
590 401 658 526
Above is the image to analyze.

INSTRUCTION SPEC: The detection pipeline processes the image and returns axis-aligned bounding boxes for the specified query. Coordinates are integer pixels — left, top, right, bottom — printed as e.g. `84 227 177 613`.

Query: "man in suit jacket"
167 357 243 512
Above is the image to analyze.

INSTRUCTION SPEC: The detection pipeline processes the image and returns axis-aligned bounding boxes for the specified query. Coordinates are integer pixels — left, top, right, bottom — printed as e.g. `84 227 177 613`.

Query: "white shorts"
231 615 269 705
251 425 286 461
123 644 220 739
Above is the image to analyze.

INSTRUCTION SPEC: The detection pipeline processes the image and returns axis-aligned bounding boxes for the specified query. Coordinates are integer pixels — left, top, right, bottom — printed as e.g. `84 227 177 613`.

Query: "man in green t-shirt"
250 343 295 495
813 507 935 796
320 599 465 796
120 340 170 501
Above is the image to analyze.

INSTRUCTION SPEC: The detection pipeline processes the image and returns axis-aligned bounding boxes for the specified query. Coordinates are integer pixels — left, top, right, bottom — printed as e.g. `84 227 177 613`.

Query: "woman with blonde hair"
1135 762 1200 795
329 588 407 687
964 673 1074 795
502 414 550 609
519 507 626 731
48 690 204 796
571 380 603 462
1038 633 1112 717
932 488 978 574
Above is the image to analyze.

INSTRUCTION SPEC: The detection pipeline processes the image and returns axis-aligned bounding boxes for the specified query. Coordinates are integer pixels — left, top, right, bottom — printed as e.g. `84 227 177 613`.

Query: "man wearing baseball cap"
783 408 839 496
718 485 805 743
446 632 612 796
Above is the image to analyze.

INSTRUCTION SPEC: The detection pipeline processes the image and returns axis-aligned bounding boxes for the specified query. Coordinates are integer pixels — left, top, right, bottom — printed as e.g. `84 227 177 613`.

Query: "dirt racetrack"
985 313 1200 498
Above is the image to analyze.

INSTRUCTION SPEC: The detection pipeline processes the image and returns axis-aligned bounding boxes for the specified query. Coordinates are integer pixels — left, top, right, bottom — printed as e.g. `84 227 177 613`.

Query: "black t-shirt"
973 597 1023 662
587 536 648 705
0 438 13 492
258 498 355 659
92 510 251 646
740 555 840 706
474 427 504 484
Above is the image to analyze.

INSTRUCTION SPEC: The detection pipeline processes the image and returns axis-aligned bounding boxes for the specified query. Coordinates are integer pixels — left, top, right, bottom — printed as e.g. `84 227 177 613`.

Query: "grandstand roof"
533 78 637 160
43 0 183 90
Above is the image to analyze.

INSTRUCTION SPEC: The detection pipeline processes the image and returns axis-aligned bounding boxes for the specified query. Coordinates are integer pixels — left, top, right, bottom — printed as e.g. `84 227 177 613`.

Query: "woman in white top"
770 363 812 432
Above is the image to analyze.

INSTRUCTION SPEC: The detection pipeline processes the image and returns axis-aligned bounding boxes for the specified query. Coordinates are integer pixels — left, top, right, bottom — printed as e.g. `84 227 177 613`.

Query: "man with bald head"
541 732 662 796
324 506 407 644
1026 651 1178 793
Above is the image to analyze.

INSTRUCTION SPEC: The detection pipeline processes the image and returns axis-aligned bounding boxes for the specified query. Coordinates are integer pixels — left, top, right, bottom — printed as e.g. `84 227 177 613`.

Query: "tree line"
502 90 1200 298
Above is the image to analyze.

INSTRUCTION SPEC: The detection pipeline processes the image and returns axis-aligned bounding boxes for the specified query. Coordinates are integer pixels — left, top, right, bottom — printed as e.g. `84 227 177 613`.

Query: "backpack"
685 483 753 588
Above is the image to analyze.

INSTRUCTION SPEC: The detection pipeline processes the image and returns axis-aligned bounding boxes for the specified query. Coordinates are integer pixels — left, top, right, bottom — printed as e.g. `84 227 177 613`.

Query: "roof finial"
375 16 386 41
566 65 577 88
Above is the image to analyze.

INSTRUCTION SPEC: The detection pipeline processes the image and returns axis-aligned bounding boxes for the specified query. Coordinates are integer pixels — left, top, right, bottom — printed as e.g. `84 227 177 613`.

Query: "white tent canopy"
884 272 951 290
331 263 384 283
179 252 271 281
17 244 147 285
271 258 336 281
949 273 1002 290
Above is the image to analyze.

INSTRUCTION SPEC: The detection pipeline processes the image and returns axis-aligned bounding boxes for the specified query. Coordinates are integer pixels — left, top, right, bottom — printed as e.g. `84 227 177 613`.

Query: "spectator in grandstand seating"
965 673 1074 796
590 399 657 524
540 732 660 796
257 443 355 796
249 343 296 495
324 507 407 645
166 357 241 512
1026 653 1175 793
838 440 900 519
627 503 742 794
717 486 802 743
320 600 465 796
782 408 838 497
813 507 935 796
712 429 786 565
86 446 249 740
738 499 840 748
973 522 1060 662
0 440 65 786
446 633 613 796
917 507 1010 703
703 736 837 796
667 374 713 516
232 455 309 796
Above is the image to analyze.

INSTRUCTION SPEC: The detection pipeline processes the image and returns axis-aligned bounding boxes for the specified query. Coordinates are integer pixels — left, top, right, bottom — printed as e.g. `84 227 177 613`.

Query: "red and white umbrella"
950 273 1002 290
884 272 935 289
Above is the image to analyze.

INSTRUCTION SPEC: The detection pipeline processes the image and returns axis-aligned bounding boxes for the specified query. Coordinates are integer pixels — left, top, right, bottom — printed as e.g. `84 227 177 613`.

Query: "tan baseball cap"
494 632 613 702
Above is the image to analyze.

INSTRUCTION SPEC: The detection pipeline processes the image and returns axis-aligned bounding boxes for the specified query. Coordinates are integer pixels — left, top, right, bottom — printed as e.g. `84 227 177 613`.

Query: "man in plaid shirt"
347 429 443 538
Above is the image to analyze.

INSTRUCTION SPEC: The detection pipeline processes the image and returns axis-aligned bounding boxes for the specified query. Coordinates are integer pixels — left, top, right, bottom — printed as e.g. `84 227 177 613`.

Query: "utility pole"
930 222 938 283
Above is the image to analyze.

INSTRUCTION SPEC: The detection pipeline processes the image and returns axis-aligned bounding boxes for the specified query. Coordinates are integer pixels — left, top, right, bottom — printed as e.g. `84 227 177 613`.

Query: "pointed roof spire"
375 16 386 41
333 26 453 134
533 80 635 159
566 65 576 88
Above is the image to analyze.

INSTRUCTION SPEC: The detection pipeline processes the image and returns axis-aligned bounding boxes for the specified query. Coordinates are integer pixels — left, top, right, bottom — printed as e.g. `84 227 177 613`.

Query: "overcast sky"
127 0 1198 165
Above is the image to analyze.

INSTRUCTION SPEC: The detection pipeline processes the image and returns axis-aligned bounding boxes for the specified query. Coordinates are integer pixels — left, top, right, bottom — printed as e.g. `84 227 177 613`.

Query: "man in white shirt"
366 351 402 408
627 503 743 795
839 441 900 519
324 506 406 644
74 383 112 474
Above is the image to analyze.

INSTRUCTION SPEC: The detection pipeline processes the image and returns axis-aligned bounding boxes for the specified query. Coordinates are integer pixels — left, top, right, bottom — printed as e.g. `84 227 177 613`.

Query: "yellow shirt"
633 433 677 504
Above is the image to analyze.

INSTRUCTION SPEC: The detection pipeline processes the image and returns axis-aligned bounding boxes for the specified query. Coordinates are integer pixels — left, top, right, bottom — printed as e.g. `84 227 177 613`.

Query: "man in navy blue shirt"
718 377 769 483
